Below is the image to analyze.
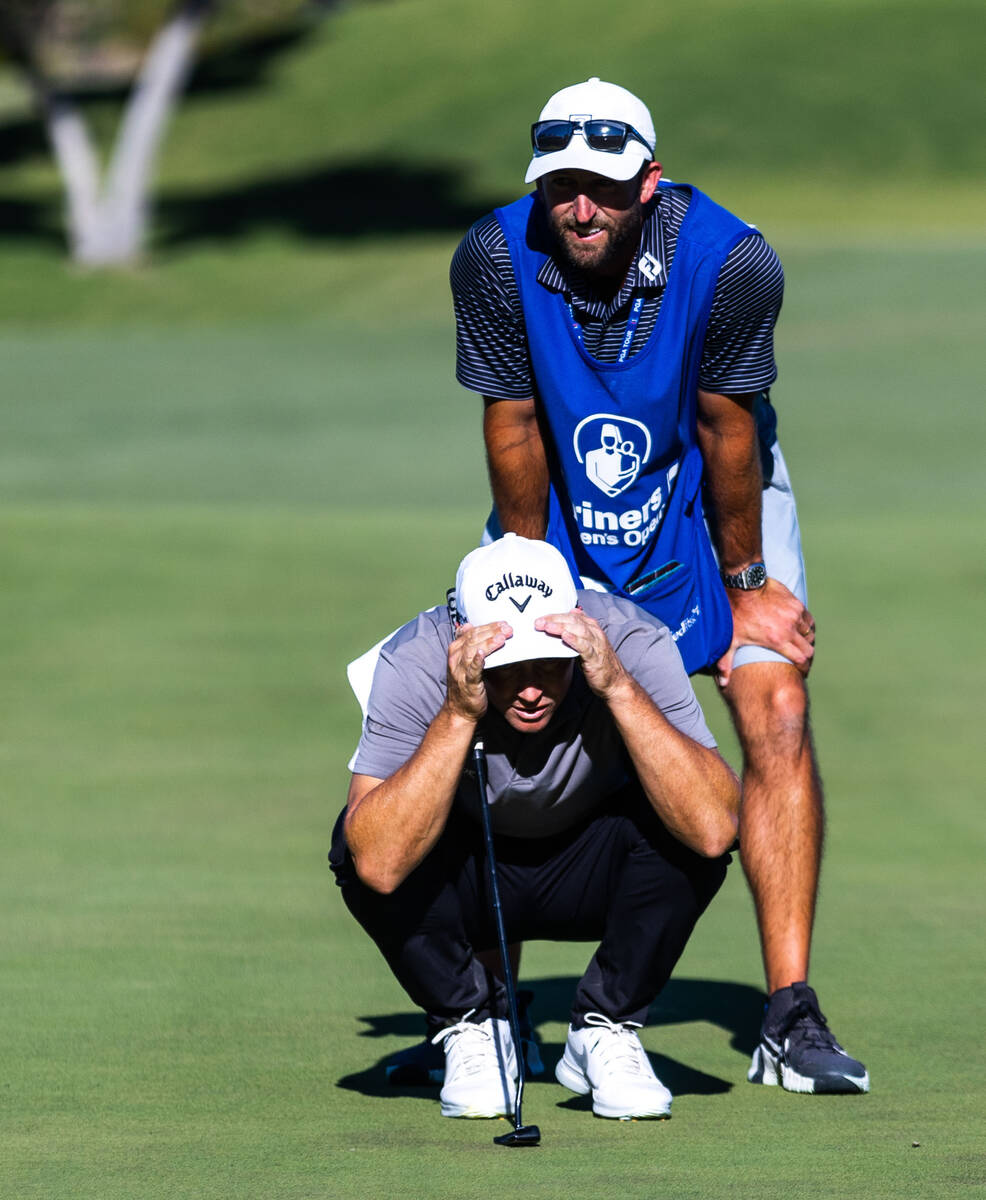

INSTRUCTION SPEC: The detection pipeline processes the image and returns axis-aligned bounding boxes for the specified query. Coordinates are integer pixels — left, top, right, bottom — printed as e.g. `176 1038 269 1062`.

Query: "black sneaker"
385 990 544 1086
747 982 870 1094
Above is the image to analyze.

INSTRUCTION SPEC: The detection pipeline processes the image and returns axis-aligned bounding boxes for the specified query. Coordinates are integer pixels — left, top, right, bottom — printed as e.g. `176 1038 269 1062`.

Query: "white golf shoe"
555 1012 672 1120
432 1011 517 1118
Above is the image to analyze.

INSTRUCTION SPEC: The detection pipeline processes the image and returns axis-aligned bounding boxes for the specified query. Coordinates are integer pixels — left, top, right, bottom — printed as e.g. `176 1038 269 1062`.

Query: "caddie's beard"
548 199 645 278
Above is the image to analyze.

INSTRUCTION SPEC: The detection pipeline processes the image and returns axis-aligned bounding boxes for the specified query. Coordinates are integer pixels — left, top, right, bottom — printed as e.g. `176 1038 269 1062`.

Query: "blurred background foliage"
0 0 983 277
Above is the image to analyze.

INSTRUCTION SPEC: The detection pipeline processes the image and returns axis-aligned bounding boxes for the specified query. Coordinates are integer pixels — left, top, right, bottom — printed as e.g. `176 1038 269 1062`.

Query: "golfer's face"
484 658 574 734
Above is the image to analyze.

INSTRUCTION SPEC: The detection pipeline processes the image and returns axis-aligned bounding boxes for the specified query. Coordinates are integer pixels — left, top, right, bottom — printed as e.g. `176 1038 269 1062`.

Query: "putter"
447 591 541 1148
472 741 541 1147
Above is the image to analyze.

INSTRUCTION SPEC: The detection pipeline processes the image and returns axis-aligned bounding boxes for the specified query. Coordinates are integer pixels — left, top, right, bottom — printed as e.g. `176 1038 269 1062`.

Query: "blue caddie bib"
493 181 760 674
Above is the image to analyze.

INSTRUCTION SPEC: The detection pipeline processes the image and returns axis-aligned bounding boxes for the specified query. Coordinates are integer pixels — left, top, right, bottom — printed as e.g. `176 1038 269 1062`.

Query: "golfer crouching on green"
330 534 739 1121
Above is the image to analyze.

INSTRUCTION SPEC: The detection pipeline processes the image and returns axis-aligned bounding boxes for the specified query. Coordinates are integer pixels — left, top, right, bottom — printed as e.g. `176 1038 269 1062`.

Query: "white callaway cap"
454 534 580 670
525 77 656 184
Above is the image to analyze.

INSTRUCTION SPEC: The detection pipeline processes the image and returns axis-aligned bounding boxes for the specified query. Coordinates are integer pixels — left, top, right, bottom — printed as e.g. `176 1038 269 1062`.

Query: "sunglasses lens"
532 119 647 155
533 121 574 151
584 120 628 151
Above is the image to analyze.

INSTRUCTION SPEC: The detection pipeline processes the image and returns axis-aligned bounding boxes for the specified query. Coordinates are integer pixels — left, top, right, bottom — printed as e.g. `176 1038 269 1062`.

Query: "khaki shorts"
730 437 808 670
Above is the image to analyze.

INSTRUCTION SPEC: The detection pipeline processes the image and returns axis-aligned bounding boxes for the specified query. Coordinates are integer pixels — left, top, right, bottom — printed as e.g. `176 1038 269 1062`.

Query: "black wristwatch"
721 562 767 590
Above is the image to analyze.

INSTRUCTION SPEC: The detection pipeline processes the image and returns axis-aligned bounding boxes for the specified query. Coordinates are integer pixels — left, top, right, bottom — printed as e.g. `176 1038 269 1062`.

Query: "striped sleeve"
450 215 534 401
699 235 784 395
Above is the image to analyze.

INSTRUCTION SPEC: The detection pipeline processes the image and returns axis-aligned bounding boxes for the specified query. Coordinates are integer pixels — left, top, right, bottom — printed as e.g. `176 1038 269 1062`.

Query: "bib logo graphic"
574 414 652 497
571 414 678 552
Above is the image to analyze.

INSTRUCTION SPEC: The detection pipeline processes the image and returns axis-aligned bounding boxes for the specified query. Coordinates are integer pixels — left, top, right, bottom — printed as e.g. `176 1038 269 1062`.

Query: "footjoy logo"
573 414 651 497
670 603 700 642
485 572 553 603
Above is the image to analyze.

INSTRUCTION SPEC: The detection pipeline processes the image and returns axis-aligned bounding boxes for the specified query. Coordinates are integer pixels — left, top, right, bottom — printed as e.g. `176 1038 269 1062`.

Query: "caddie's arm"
483 396 550 538
536 610 740 858
696 388 815 685
344 620 511 895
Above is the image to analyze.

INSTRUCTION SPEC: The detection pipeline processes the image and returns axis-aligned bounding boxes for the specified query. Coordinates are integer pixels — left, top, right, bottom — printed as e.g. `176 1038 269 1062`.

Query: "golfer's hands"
534 609 630 701
716 578 815 688
446 621 512 722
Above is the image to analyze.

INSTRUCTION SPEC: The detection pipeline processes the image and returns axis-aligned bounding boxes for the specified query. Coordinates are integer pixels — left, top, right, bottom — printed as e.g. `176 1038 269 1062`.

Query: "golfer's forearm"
696 390 762 572
345 706 477 893
606 679 740 856
483 397 549 538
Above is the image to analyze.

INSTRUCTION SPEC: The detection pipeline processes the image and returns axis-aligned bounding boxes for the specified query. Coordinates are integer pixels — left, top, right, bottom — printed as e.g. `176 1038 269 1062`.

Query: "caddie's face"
540 163 661 278
484 657 575 734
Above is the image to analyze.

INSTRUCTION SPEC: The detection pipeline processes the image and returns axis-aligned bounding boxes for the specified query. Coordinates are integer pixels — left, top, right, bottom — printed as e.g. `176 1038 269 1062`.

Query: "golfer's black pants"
329 785 730 1028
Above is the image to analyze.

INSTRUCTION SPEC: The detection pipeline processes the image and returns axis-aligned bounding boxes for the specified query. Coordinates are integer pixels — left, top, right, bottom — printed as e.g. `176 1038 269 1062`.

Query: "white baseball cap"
525 77 656 184
454 534 580 670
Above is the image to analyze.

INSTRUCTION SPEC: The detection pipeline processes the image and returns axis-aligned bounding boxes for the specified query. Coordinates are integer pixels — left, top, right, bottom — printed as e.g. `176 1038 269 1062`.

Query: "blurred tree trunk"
15 0 218 265
76 0 217 264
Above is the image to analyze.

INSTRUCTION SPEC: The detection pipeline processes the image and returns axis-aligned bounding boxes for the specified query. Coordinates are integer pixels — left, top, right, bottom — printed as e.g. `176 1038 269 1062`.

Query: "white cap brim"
483 629 579 671
525 139 649 184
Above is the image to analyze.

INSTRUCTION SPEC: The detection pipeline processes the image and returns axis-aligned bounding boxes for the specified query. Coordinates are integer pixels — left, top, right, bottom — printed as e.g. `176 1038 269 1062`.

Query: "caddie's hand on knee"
716 579 815 688
534 609 629 700
446 621 512 721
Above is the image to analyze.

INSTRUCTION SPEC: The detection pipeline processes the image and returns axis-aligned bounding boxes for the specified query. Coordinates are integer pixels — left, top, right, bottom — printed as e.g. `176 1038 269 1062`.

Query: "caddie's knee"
761 670 808 735
731 665 809 754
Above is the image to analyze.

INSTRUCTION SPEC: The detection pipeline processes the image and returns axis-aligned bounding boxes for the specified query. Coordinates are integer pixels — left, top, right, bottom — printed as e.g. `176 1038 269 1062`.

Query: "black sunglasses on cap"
531 118 654 157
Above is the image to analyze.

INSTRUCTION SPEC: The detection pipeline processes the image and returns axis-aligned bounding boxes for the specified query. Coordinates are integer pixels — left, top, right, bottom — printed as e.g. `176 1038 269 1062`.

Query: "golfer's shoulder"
378 606 450 680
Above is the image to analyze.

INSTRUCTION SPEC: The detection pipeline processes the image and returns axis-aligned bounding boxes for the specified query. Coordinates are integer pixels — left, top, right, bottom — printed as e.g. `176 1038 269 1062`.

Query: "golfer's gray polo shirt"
351 591 716 839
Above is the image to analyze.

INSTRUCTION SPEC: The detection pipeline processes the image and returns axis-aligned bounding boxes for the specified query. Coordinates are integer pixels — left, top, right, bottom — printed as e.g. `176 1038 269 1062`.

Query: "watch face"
723 563 768 589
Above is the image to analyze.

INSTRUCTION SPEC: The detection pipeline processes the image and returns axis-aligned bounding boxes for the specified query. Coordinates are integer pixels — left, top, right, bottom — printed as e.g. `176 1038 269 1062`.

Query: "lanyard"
568 295 646 364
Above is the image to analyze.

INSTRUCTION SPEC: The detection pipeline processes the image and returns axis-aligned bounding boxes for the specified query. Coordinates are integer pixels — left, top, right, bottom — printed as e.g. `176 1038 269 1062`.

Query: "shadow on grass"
155 160 504 245
0 196 61 247
337 976 765 1102
0 159 504 252
0 12 505 252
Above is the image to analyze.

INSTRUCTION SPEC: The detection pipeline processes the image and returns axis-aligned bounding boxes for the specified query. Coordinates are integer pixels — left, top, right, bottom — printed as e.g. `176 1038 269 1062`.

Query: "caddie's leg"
720 661 821 993
724 420 823 990
722 662 870 1093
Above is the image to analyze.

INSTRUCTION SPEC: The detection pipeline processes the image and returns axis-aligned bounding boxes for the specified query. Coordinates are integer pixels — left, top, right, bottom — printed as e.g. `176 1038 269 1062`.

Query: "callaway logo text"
485 573 554 602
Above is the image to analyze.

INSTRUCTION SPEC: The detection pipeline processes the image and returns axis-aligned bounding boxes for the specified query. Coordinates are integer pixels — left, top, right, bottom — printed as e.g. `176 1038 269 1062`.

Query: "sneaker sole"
748 1044 870 1094
555 1056 672 1120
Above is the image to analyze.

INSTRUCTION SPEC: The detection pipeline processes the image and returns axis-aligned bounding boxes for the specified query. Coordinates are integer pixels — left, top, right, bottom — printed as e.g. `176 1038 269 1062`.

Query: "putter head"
494 1124 541 1147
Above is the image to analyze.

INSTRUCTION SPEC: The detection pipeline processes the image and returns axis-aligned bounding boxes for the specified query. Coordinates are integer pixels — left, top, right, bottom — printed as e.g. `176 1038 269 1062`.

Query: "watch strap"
721 562 767 590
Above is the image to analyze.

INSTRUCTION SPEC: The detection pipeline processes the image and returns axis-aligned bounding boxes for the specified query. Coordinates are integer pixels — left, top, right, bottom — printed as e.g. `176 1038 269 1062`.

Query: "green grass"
1 242 983 1197
1 0 984 1195
2 505 983 1199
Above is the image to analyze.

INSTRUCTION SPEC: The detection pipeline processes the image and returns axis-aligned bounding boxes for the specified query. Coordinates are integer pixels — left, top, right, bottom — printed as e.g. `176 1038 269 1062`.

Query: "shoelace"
777 998 840 1051
582 1012 652 1075
431 1010 500 1077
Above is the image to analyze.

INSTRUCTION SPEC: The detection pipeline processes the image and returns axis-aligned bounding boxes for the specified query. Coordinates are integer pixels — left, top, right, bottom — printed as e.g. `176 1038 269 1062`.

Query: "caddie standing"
449 77 869 1094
